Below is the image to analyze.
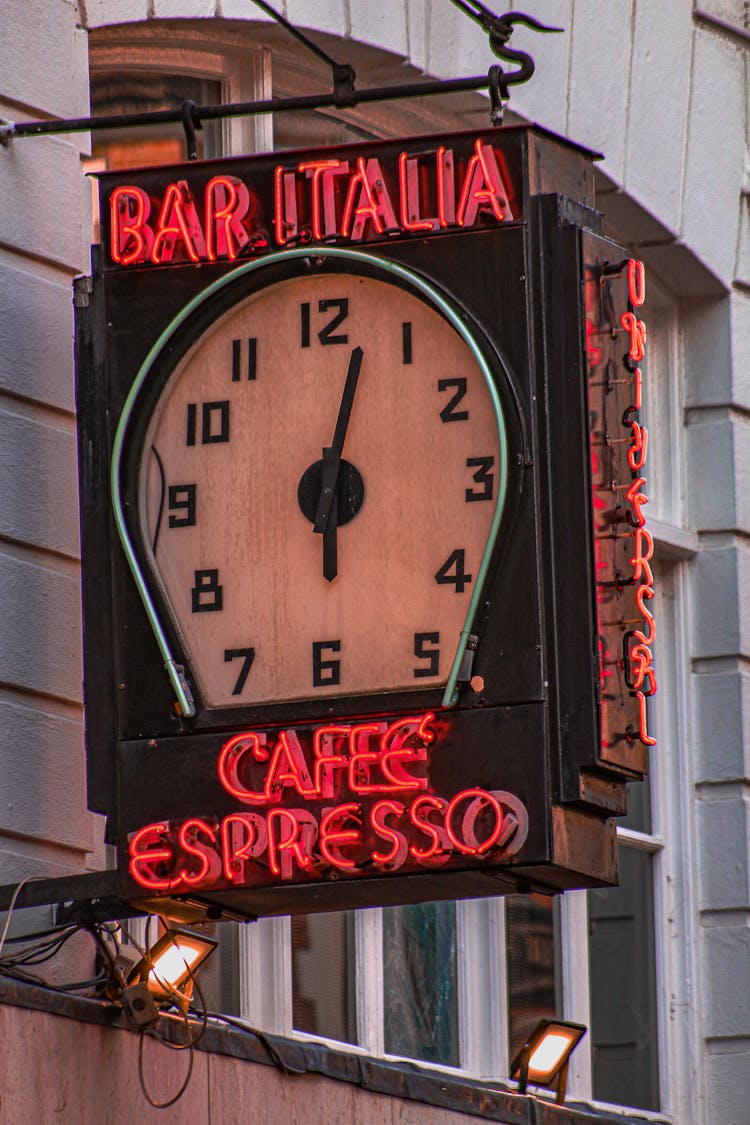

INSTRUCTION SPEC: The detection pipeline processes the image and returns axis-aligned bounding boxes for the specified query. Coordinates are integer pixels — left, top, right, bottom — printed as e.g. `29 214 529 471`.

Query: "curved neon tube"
111 246 509 716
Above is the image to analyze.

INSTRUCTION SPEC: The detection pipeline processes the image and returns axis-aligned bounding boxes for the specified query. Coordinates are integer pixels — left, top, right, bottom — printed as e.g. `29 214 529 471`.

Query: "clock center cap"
297 458 365 528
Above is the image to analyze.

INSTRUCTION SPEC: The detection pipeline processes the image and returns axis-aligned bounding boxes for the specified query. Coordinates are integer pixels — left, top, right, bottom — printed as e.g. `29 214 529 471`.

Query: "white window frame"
89 23 273 157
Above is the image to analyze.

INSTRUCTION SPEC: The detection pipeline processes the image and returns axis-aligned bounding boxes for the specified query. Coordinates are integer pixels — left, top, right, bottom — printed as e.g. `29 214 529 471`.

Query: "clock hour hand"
313 346 363 538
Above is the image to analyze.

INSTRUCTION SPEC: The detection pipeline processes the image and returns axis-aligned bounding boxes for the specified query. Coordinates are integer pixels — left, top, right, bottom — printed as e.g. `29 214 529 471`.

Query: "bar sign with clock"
76 126 651 918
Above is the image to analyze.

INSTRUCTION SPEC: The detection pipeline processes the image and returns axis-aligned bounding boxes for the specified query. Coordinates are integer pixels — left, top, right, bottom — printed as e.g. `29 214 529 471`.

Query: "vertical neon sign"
586 251 656 767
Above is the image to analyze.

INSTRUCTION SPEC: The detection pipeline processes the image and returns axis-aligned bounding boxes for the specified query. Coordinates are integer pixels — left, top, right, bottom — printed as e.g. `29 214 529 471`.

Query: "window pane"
195 920 241 1017
383 902 459 1066
90 71 223 168
506 893 561 1058
620 774 652 834
292 912 356 1043
589 847 660 1110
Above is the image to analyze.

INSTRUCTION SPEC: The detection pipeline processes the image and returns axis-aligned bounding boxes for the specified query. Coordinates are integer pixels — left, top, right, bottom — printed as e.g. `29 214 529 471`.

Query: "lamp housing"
128 926 218 1002
510 1018 587 1103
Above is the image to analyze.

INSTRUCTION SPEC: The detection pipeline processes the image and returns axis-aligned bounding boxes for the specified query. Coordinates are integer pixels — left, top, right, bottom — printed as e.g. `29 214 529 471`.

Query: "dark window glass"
620 774 652 834
89 71 223 168
383 902 459 1066
506 893 561 1057
292 912 356 1043
589 847 660 1110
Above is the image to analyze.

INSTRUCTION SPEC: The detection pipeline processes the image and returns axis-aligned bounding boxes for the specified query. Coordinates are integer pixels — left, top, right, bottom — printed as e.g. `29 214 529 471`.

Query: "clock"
114 248 510 717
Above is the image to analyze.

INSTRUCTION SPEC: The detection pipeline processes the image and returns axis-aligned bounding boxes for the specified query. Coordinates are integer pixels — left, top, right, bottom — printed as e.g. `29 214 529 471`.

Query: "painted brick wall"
0 0 101 894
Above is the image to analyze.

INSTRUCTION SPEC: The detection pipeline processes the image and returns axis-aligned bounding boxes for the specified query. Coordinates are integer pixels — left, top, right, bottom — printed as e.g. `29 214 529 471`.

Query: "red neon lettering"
627 258 646 307
298 159 348 240
620 312 647 362
398 152 435 232
150 180 207 264
490 790 529 854
220 813 266 882
626 477 649 526
348 722 386 794
456 139 513 227
628 421 649 472
176 818 220 887
128 822 173 892
341 157 398 240
631 526 654 586
620 367 645 414
264 729 316 800
635 584 656 646
313 724 351 798
637 690 657 746
409 795 451 862
436 146 456 228
273 166 298 246
628 641 657 696
205 176 251 261
319 803 361 870
378 713 433 791
371 799 408 868
266 808 314 878
110 186 153 267
445 789 503 855
217 732 269 804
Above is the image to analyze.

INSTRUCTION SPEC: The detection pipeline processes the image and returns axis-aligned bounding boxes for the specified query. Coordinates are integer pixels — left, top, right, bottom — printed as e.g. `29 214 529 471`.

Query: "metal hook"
487 66 506 125
486 10 563 89
180 99 202 161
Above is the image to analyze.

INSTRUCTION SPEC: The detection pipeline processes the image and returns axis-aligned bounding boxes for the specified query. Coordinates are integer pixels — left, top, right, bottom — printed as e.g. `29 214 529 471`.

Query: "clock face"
136 266 505 709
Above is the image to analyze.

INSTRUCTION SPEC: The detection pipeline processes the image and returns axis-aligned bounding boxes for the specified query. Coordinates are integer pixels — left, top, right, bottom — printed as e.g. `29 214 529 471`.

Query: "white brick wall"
0 0 93 887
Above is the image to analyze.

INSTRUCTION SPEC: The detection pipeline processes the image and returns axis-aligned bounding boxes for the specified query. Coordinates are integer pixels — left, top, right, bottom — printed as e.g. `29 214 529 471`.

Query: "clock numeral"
414 632 440 678
402 321 413 365
224 647 255 695
232 337 257 381
192 569 223 612
300 298 349 347
437 377 469 422
435 549 472 594
313 639 341 687
465 456 495 502
168 484 196 528
186 400 230 446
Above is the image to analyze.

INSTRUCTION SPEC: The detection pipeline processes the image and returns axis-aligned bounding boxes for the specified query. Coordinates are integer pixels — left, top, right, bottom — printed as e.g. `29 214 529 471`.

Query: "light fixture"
128 926 218 1003
510 1018 587 1104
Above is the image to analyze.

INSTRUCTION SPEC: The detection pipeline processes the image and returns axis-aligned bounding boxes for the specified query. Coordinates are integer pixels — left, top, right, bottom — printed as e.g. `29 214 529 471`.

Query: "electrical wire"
203 1011 307 1076
0 923 76 945
138 1028 195 1110
0 875 45 957
136 952 209 1108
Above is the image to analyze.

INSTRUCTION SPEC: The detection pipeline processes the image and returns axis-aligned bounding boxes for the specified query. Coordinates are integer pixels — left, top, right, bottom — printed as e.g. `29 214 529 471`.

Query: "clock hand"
322 484 339 582
314 346 363 537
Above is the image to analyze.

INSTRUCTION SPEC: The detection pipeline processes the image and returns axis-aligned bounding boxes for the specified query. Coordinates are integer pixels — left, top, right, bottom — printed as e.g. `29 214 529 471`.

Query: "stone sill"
0 976 666 1125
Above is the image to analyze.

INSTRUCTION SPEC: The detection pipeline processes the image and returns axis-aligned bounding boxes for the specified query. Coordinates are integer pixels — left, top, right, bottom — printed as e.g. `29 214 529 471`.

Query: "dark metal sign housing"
75 125 647 921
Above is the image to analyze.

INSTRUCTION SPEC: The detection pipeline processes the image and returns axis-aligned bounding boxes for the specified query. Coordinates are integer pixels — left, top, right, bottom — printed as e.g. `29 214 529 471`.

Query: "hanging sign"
76 126 651 919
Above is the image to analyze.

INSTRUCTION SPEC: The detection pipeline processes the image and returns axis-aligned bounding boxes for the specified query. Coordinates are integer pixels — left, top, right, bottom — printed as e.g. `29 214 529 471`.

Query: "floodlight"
510 1018 587 1104
128 927 218 1002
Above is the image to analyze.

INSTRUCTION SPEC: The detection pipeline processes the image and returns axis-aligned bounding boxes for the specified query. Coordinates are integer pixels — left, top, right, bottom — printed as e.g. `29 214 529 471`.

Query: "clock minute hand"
313 345 363 536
